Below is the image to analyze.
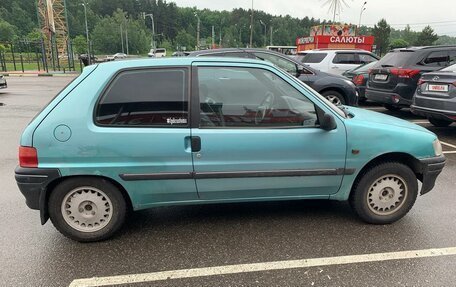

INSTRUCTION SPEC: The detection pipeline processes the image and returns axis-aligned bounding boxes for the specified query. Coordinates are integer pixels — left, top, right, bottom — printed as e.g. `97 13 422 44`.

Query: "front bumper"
15 167 60 224
419 155 445 195
0 80 7 89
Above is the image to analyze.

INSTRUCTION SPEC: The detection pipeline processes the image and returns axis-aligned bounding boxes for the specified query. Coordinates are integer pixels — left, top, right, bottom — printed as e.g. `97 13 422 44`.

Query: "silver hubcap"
61 187 113 232
367 174 407 216
325 95 342 105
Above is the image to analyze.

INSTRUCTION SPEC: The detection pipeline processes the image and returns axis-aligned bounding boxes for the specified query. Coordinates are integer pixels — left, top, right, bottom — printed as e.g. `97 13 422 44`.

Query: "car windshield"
301 53 328 63
441 64 456 72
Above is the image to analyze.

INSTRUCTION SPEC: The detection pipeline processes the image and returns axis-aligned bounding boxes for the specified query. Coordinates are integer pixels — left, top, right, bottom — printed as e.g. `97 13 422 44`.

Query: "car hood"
345 106 433 134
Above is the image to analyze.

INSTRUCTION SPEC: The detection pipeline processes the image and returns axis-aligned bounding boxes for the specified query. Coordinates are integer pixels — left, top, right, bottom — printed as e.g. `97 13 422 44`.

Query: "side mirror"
320 113 337 131
297 65 308 76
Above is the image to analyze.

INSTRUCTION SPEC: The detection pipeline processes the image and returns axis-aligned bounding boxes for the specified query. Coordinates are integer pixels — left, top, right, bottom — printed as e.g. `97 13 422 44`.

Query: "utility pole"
269 25 273 45
194 12 200 50
249 0 254 48
120 24 124 53
358 2 367 35
82 3 90 64
211 26 215 48
125 16 129 55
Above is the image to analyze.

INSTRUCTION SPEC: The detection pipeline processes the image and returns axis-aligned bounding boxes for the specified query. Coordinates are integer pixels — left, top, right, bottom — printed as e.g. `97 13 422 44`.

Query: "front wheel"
428 118 452 127
349 162 418 224
48 177 127 242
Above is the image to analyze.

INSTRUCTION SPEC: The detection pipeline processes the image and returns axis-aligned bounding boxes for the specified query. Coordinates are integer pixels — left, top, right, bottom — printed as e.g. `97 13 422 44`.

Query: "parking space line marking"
365 107 385 111
443 151 456 154
69 247 456 287
409 121 429 124
441 141 456 149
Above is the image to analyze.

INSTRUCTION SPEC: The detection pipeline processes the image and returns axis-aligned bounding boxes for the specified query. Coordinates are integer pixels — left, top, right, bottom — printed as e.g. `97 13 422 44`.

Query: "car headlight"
433 139 442 156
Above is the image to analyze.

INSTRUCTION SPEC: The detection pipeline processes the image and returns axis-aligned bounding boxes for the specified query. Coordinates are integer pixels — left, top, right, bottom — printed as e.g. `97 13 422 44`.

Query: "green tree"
0 20 16 42
389 38 409 49
175 30 195 51
415 25 439 46
402 25 416 45
372 19 391 56
26 29 42 42
73 35 87 54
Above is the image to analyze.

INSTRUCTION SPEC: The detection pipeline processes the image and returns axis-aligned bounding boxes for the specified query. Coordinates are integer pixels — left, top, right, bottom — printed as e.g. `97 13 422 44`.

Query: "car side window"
95 68 188 127
449 50 456 65
333 53 358 64
358 54 377 64
197 66 318 128
423 51 449 67
253 52 298 75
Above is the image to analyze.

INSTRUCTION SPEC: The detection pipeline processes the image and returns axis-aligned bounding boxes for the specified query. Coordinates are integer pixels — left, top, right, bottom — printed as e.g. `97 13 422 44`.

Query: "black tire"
384 104 402 111
322 90 346 105
349 162 418 224
49 177 127 242
428 118 452 127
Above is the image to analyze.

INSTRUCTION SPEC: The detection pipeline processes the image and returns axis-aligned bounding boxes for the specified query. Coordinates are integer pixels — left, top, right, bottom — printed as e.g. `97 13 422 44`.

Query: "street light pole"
120 23 124 53
358 1 367 35
194 12 200 50
145 14 156 50
259 20 266 47
249 0 254 47
82 3 90 64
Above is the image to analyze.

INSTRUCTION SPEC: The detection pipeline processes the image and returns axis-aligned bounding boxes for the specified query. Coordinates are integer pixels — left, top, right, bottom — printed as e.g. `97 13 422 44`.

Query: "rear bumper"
365 88 412 106
0 81 7 89
411 105 456 121
419 155 446 195
15 167 60 223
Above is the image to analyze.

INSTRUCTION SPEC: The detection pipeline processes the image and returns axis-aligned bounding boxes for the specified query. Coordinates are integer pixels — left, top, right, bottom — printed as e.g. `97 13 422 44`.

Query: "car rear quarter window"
301 53 327 63
95 68 188 127
332 53 358 64
422 51 450 67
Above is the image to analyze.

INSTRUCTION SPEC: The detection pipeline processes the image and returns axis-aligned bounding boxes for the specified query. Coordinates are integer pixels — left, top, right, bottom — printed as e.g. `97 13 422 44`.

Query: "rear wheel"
349 162 418 224
384 104 402 111
49 177 127 242
428 118 452 127
322 90 345 106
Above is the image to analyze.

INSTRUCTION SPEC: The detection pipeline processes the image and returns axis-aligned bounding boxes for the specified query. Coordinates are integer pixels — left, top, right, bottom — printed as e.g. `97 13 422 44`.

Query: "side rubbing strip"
119 172 193 181
119 168 356 181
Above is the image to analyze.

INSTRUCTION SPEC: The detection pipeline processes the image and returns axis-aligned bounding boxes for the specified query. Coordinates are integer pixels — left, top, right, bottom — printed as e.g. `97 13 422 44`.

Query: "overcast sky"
170 0 456 36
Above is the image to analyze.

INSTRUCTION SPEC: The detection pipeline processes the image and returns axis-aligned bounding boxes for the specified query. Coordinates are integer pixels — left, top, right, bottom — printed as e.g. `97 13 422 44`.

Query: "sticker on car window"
166 118 187 125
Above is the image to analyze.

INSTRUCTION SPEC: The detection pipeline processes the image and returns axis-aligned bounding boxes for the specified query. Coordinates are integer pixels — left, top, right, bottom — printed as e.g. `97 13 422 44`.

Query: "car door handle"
191 136 201 152
331 66 339 69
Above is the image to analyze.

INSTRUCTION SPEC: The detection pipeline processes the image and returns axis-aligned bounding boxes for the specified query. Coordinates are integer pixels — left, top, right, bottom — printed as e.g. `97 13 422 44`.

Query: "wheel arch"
319 87 347 102
349 152 423 199
41 175 133 225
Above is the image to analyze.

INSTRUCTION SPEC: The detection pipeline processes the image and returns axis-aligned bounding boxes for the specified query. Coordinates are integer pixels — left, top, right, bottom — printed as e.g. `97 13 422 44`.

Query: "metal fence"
0 40 81 73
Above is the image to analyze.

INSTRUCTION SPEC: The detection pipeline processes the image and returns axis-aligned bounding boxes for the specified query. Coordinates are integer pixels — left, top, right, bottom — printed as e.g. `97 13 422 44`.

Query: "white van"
148 48 167 58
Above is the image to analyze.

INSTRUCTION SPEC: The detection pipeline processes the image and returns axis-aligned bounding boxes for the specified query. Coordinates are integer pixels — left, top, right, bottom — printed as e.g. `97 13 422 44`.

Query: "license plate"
374 74 388 81
428 84 449 92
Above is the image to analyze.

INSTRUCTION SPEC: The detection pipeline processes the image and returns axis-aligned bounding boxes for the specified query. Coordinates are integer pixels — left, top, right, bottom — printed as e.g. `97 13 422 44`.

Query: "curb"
3 73 79 77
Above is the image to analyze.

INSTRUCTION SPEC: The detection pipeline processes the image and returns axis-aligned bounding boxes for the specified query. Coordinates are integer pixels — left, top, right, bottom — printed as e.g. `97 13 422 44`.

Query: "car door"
330 52 359 75
191 61 348 200
93 67 198 205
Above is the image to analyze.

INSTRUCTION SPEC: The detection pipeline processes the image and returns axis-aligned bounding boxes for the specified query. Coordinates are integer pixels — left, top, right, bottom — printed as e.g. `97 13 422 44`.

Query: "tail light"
19 146 38 168
353 74 365 86
390 68 420 79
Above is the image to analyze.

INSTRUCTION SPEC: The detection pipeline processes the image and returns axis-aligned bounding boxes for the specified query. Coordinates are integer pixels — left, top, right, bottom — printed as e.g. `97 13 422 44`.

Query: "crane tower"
37 0 70 68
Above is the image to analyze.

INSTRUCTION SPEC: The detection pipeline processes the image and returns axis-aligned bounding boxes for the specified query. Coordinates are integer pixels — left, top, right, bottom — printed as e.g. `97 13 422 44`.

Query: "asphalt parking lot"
1 76 456 287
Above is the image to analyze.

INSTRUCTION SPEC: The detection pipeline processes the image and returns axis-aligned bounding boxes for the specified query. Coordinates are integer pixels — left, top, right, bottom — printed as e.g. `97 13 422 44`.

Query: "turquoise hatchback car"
15 58 445 242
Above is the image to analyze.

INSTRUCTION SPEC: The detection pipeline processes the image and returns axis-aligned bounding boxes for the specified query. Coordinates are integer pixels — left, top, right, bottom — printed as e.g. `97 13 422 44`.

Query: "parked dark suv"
411 64 456 127
366 46 456 111
189 48 359 106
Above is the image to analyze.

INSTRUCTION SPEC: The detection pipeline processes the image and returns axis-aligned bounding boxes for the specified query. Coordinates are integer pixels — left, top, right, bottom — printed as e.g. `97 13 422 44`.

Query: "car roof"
390 45 456 52
92 56 271 70
306 49 372 53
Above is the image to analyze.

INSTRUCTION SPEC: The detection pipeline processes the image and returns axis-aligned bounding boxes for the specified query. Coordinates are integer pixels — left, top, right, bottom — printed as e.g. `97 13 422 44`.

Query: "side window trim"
93 66 191 128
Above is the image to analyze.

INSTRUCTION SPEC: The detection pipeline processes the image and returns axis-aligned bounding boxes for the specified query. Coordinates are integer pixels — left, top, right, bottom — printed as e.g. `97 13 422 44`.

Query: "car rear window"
301 53 327 63
375 51 415 68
